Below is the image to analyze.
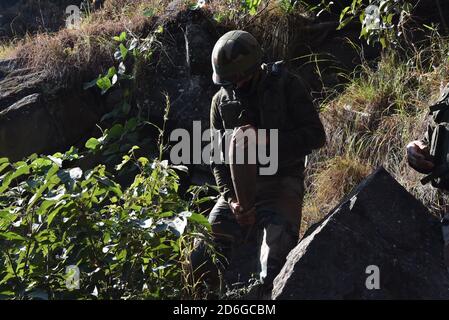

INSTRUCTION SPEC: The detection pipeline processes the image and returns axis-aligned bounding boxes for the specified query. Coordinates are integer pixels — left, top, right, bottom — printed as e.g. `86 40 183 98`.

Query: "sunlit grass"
0 41 17 59
302 33 449 229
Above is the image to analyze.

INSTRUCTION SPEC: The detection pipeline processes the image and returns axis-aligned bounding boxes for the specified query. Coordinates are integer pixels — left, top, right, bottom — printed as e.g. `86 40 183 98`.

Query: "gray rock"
0 0 75 39
0 93 61 161
185 23 214 76
272 167 449 300
0 71 43 111
0 71 105 161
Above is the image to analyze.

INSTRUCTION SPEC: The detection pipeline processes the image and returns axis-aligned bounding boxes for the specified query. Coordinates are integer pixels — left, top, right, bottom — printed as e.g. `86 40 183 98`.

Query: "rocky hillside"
1 0 449 300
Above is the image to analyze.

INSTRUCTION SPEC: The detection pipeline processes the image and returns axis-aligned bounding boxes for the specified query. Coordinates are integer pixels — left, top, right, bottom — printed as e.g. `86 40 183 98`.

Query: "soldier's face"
234 74 254 89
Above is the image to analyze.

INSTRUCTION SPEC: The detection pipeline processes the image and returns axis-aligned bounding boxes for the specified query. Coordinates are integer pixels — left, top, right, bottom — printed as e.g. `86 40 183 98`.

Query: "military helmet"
211 30 262 86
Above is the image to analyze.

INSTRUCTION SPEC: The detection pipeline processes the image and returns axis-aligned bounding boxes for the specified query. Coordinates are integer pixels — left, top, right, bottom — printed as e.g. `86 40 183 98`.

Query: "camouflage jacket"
209 62 326 203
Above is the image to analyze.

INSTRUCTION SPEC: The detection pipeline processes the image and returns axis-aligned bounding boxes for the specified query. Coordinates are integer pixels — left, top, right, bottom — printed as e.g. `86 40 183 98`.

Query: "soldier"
406 85 449 176
190 30 326 297
406 87 449 272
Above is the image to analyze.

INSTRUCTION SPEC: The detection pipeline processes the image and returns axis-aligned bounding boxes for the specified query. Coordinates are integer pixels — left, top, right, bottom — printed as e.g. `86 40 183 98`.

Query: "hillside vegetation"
303 35 449 233
1 0 448 299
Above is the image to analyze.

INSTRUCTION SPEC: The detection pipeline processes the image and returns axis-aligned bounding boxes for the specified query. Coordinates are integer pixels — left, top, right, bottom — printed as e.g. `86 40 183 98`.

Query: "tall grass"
13 0 170 85
301 33 449 234
0 41 17 60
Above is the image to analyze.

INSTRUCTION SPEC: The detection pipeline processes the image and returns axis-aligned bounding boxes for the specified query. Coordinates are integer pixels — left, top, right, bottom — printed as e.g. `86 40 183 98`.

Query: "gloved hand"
229 199 256 226
232 124 269 150
406 140 434 174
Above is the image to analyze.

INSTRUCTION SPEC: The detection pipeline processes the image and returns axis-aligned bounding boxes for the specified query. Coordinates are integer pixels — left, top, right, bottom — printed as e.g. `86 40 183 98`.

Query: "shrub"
0 120 215 299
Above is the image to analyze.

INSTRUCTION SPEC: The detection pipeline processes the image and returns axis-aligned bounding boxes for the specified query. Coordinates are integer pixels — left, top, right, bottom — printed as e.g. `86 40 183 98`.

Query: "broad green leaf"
125 118 138 131
337 16 354 30
138 157 149 167
107 66 116 79
188 213 210 229
0 290 15 296
96 76 112 94
119 43 128 60
119 31 127 42
0 231 27 241
107 124 124 141
85 138 100 150
339 6 351 22
46 207 62 227
0 163 30 193
30 158 52 170
0 162 10 175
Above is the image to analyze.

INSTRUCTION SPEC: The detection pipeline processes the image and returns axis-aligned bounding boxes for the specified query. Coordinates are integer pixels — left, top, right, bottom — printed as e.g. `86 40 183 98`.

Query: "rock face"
272 167 449 300
0 65 106 161
0 0 76 39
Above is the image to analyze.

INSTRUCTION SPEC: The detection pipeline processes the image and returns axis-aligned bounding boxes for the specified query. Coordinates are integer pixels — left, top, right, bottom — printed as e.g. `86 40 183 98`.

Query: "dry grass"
203 0 312 60
12 0 311 84
0 41 17 59
14 0 170 85
301 33 449 233
301 155 373 236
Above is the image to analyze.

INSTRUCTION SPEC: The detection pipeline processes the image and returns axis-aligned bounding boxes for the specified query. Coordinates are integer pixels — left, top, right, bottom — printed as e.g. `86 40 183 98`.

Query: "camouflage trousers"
190 175 304 292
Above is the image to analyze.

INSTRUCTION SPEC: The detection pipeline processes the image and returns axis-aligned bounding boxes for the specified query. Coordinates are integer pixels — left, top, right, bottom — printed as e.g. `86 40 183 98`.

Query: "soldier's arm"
210 93 236 203
278 74 326 158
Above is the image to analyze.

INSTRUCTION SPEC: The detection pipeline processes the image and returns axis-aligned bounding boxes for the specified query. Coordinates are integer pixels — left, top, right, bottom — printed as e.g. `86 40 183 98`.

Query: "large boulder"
0 65 106 161
272 167 449 300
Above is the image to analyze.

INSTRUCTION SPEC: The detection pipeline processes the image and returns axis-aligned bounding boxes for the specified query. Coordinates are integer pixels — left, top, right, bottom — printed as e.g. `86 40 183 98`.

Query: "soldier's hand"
232 125 268 149
229 200 256 226
406 140 434 174
232 125 256 150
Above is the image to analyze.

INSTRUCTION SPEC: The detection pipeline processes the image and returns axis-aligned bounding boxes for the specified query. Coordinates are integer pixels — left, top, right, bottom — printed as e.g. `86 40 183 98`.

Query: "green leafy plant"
337 0 414 49
0 66 216 298
242 0 263 16
84 27 164 121
0 135 214 300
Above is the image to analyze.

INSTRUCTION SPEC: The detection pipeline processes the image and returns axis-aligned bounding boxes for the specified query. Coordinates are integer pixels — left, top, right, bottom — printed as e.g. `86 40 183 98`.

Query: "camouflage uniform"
190 31 326 294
